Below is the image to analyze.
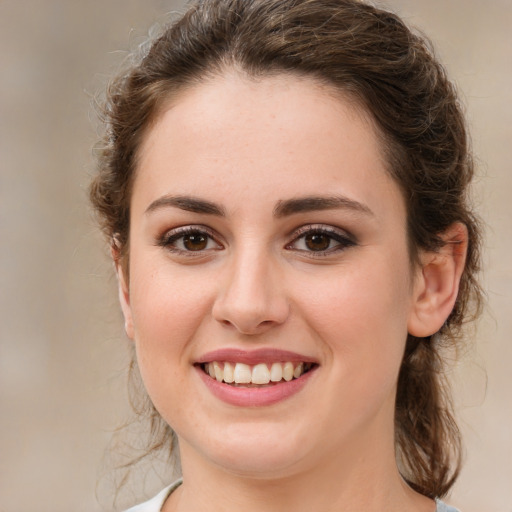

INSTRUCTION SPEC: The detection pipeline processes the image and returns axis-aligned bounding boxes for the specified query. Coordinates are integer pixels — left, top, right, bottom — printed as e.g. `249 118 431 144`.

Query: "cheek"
294 258 412 433
295 255 412 373
128 260 215 372
127 264 216 424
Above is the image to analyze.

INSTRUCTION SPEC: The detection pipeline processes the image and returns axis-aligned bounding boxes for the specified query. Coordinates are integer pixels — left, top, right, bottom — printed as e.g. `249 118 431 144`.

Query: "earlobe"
408 223 468 338
111 242 135 340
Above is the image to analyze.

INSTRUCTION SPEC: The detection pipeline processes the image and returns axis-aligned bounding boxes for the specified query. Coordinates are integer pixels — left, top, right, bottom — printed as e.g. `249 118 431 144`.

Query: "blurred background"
0 1 510 511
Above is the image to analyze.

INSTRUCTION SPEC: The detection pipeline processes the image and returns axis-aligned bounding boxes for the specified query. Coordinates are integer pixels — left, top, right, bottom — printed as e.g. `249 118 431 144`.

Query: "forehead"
141 72 380 162
135 72 404 223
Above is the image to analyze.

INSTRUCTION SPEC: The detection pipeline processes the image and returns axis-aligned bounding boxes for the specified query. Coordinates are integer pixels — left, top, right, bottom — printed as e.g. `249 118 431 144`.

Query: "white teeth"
270 362 283 382
223 362 234 383
293 362 304 379
234 363 252 384
283 362 294 381
204 361 311 384
213 361 223 382
252 363 271 384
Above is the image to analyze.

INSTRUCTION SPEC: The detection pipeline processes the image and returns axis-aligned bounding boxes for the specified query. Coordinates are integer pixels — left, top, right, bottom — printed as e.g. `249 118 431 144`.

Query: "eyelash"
158 225 223 256
286 224 356 257
157 224 356 257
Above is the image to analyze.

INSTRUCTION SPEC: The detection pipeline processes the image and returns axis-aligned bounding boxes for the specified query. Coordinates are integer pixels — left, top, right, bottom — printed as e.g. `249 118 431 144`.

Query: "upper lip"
195 348 319 365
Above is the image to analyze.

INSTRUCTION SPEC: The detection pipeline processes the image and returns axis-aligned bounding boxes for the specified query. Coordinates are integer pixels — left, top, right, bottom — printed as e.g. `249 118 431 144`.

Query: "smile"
194 349 319 406
202 361 314 386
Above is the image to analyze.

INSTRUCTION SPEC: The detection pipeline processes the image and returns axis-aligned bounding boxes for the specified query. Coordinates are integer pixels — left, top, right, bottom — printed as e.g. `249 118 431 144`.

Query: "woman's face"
120 73 424 477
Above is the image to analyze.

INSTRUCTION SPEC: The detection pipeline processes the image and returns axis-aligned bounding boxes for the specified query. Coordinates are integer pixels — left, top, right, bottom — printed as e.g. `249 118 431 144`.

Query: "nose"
212 248 289 335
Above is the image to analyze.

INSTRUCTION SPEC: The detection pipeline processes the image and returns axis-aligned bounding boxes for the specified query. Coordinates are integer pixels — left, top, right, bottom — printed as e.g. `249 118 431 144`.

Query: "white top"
124 481 181 512
124 479 461 512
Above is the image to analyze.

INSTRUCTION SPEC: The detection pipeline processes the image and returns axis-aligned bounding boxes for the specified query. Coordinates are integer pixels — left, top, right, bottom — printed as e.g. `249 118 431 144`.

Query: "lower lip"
196 365 317 407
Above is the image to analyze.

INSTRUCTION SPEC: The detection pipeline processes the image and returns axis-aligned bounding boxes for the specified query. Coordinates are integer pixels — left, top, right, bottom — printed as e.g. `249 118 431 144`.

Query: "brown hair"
90 0 482 499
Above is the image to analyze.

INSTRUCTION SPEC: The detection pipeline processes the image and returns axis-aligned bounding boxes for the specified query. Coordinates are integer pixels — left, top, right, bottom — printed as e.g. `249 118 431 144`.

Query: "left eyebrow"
273 195 374 218
145 195 226 216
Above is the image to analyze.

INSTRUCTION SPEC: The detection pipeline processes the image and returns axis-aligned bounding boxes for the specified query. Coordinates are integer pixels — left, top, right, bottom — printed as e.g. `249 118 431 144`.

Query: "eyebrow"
145 194 373 218
145 195 226 216
273 195 374 218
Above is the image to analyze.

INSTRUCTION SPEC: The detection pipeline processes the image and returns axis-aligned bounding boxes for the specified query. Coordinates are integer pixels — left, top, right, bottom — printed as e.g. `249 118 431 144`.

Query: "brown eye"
304 233 331 251
183 232 208 251
286 225 356 256
160 226 222 254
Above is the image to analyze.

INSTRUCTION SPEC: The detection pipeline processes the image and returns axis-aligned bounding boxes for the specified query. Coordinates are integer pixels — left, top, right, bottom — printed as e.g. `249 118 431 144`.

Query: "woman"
90 0 482 510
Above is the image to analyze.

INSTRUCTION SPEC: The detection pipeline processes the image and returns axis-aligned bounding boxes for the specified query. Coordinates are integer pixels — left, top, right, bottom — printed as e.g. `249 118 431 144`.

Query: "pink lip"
194 349 319 406
195 366 317 407
195 348 318 365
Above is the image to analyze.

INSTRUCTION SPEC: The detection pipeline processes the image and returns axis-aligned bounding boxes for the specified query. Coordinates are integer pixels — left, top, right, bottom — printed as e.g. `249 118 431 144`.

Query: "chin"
185 421 313 478
213 449 307 479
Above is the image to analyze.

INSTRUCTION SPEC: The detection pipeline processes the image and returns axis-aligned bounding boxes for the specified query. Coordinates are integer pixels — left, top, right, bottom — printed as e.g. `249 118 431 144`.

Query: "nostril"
211 282 290 334
217 317 280 335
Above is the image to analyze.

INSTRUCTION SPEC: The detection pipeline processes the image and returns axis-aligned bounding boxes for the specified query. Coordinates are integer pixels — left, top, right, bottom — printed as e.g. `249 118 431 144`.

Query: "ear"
408 223 468 338
111 242 134 340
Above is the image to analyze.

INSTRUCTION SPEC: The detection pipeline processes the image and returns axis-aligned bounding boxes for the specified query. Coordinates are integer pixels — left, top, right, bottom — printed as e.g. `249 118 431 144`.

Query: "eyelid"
158 225 223 254
286 223 357 255
290 223 355 242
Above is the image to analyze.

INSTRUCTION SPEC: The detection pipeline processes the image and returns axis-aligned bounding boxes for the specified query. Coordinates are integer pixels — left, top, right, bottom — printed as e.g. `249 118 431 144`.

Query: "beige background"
0 1 510 511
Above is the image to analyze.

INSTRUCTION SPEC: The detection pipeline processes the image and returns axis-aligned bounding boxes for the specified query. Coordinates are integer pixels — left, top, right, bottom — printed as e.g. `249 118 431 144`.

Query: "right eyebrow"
145 195 226 216
273 195 374 218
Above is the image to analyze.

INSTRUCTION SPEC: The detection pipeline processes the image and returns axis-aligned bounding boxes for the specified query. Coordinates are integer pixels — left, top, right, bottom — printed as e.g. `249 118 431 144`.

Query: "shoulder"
436 499 461 512
123 479 183 512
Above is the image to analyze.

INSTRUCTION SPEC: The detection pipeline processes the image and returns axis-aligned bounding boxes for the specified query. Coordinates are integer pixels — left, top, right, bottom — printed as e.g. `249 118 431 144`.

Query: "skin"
116 73 467 512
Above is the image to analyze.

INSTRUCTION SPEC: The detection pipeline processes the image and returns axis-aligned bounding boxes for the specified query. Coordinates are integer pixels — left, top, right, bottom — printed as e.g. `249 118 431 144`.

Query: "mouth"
199 361 316 387
195 348 319 405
